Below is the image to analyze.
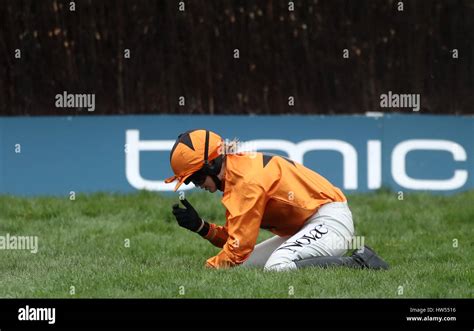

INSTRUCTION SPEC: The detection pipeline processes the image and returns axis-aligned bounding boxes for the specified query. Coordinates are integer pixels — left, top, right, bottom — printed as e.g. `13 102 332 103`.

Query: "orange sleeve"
203 223 228 248
206 182 267 269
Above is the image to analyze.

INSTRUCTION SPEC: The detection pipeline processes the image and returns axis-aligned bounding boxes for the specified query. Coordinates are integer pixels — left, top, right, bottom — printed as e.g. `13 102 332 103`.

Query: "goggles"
184 170 207 186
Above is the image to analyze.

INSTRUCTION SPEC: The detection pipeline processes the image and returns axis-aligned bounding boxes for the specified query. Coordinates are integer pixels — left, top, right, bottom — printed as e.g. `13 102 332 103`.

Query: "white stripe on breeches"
242 202 355 271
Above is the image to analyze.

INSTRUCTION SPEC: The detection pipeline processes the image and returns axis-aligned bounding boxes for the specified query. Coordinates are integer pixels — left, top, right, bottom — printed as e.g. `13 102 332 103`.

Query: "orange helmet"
165 129 223 191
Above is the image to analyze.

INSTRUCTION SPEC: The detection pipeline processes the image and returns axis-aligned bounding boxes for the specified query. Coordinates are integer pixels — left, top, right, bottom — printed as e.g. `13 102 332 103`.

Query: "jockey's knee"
264 260 297 272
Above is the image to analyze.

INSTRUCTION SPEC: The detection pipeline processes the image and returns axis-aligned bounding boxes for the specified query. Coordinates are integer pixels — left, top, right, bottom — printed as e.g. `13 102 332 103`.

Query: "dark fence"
1 0 473 116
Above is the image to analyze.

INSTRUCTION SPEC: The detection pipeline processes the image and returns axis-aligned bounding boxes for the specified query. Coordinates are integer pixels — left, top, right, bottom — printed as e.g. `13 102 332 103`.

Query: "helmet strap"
203 130 224 191
210 175 223 191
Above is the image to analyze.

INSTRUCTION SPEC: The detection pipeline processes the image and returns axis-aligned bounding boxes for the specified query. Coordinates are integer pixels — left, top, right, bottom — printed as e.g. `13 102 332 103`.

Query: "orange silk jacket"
204 152 346 268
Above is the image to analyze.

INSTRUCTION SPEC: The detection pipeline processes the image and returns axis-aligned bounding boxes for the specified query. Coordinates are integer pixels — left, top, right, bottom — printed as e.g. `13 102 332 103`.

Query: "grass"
0 190 472 298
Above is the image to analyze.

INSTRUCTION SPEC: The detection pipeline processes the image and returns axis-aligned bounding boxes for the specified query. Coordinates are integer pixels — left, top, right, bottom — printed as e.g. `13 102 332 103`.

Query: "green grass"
0 190 472 298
